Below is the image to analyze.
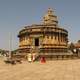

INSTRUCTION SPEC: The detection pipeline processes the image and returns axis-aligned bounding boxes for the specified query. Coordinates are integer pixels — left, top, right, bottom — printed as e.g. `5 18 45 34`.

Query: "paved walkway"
0 57 80 80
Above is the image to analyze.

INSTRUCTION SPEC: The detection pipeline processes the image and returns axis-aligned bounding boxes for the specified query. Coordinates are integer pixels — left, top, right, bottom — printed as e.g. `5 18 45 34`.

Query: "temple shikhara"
18 8 69 60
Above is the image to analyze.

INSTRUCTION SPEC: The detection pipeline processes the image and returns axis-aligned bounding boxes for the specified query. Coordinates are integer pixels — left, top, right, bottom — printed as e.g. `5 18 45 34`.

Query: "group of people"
27 53 36 62
27 53 46 63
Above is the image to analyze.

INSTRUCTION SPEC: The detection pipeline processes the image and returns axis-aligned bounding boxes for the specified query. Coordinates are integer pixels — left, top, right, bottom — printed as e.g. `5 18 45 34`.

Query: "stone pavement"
0 58 80 80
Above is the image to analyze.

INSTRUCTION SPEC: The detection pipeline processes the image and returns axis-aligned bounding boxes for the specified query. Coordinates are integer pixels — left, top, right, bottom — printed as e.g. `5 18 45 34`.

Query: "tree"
0 49 6 55
69 43 75 53
78 40 80 43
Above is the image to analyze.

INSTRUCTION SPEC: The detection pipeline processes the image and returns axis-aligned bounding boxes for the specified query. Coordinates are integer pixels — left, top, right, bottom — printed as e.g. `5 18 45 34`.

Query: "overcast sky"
0 0 80 50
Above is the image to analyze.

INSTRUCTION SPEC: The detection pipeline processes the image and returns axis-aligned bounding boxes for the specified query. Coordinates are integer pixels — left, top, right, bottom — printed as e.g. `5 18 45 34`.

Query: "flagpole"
9 33 12 59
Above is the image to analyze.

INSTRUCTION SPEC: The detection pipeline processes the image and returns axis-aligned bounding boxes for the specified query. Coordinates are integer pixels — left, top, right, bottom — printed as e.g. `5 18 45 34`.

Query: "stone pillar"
58 32 60 45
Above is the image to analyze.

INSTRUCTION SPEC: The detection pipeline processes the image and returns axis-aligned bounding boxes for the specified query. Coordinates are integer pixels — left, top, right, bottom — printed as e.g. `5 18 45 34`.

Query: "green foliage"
0 49 5 55
78 40 80 43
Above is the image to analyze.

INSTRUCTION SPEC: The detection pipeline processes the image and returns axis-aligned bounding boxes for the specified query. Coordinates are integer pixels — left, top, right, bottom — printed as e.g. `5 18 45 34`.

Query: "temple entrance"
35 38 39 46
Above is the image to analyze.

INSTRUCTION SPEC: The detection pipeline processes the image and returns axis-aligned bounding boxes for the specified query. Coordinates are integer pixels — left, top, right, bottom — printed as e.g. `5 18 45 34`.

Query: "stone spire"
43 8 58 26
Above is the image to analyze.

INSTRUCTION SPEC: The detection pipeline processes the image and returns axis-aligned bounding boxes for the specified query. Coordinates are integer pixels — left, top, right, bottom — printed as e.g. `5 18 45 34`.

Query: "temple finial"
43 8 58 25
47 8 53 14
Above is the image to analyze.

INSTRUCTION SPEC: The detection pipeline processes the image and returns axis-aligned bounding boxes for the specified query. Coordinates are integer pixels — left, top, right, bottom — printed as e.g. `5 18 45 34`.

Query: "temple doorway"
35 38 39 46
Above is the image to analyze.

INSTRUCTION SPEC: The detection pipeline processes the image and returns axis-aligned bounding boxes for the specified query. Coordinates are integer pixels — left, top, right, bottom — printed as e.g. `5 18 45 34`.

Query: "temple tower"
18 8 69 60
43 8 58 26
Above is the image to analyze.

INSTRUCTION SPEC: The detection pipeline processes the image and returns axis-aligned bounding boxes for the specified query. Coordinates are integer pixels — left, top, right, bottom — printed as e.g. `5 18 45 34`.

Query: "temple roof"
75 43 80 48
43 8 58 26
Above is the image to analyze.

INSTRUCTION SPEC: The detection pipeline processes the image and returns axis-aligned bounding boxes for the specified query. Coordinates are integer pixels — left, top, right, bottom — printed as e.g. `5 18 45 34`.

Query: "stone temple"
18 8 69 59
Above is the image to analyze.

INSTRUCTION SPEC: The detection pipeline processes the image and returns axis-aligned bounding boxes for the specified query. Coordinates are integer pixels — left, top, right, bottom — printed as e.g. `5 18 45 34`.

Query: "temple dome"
43 8 58 26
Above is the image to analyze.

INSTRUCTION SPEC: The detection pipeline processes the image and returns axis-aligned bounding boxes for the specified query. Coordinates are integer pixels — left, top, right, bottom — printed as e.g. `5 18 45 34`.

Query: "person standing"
27 54 32 62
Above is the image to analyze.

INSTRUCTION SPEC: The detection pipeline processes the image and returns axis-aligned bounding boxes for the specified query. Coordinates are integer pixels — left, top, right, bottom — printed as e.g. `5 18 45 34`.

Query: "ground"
0 57 80 80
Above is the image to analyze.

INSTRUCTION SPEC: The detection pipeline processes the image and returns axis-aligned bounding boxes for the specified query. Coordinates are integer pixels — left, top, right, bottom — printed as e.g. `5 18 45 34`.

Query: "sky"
0 0 80 50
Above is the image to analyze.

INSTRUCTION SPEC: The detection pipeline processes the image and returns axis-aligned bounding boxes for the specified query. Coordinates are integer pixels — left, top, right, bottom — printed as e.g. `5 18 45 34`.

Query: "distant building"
74 40 80 49
18 8 69 59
